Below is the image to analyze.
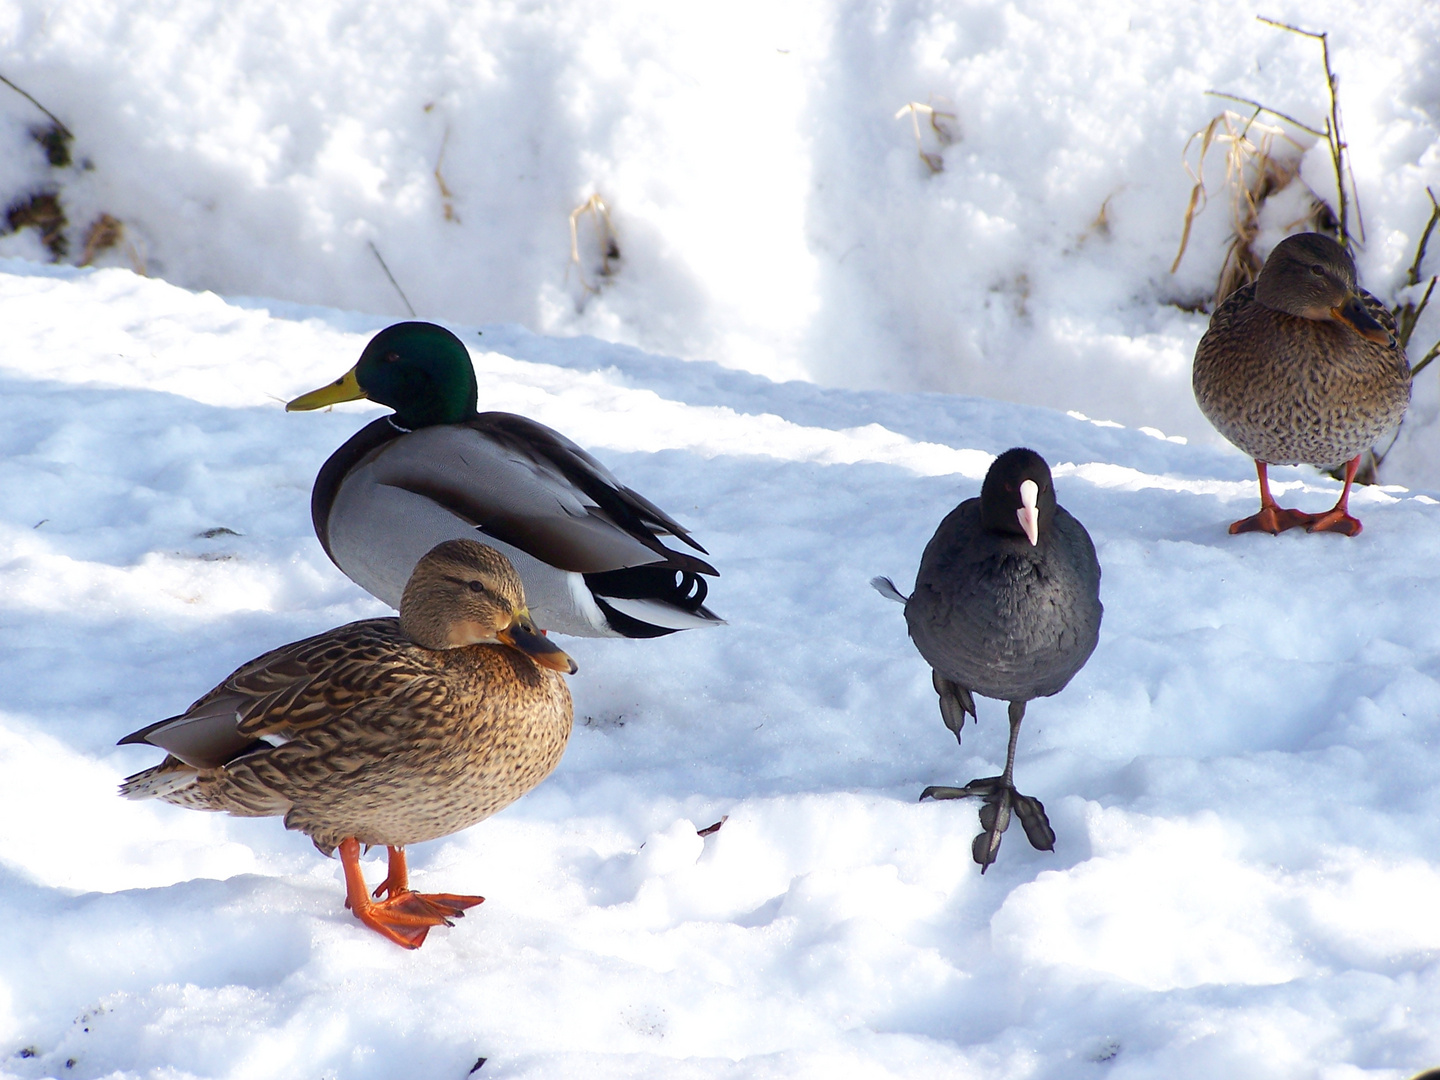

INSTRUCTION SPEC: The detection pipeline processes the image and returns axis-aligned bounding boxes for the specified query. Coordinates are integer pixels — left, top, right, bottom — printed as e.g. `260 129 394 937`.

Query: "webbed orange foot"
339 838 484 950
1304 508 1363 536
1228 505 1314 535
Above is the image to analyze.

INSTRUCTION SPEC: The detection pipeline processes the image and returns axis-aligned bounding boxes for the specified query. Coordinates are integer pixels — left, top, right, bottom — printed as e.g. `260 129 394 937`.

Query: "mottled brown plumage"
1193 232 1410 535
119 539 575 948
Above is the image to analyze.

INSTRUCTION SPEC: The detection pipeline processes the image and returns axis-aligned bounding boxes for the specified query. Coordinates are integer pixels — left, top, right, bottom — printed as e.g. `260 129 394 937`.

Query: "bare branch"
0 72 72 138
1409 338 1440 379
1202 92 1325 138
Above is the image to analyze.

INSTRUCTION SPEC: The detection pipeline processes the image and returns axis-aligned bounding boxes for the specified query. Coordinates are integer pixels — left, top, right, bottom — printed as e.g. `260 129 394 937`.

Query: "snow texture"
2 261 1439 1078
1 1 1439 1076
1 0 1438 472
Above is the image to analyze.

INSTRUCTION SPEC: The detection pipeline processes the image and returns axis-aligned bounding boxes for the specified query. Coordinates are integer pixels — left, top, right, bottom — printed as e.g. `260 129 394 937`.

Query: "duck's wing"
476 413 710 557
118 618 432 769
317 415 716 578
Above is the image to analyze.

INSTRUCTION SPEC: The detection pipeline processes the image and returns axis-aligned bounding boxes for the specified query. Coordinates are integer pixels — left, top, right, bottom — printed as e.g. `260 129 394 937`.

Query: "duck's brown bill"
1332 295 1394 346
499 619 578 674
286 366 367 411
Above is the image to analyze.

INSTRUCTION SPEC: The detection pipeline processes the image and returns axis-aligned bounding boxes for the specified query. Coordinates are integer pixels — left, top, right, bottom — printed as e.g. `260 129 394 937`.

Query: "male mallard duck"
873 449 1102 871
1193 232 1410 536
286 321 720 638
119 539 575 949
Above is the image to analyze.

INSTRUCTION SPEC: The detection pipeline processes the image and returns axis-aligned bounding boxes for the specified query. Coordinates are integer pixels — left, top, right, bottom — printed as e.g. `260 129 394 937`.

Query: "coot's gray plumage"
873 448 1102 871
1192 232 1409 536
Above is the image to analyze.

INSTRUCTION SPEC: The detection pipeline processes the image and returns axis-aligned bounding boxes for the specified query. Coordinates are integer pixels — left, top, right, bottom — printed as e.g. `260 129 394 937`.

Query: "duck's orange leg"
372 845 411 899
1230 461 1314 535
338 838 485 949
373 845 486 920
1304 455 1364 536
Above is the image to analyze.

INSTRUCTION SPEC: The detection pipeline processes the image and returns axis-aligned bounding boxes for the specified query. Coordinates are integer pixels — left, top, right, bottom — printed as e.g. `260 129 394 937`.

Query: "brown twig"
0 72 72 139
1257 16 1362 247
434 127 459 224
1411 340 1440 379
1404 188 1440 288
1390 189 1440 351
1202 92 1325 138
367 241 416 317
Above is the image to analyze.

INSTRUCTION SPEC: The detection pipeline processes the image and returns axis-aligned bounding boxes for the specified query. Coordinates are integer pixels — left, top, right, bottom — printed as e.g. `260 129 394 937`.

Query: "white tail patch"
870 576 909 604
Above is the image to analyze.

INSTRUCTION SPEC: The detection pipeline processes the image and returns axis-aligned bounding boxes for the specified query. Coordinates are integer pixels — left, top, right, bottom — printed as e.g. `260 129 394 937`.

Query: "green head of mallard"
400 539 577 673
287 321 479 429
1254 233 1394 346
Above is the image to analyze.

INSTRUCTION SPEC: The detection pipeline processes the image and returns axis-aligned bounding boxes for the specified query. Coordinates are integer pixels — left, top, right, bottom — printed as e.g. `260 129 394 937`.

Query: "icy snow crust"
2 262 1439 1077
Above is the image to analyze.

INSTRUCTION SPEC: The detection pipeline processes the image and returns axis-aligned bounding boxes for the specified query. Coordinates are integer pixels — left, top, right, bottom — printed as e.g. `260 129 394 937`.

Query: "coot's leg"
920 700 1055 872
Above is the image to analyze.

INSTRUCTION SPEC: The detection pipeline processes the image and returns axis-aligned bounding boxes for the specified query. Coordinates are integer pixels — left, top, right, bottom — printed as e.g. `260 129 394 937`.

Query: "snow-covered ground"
2 0 1439 468
3 1 1440 1076
2 262 1440 1078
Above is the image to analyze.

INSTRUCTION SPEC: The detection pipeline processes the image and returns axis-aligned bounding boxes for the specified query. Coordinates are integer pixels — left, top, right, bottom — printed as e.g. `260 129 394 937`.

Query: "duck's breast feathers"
119 618 434 769
322 414 715 577
312 418 403 561
1194 282 1410 464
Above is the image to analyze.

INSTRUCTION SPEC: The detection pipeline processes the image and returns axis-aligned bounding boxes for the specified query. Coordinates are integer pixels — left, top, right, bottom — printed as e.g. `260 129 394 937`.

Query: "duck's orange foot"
349 891 485 949
338 837 484 949
1228 506 1314 535
385 890 485 921
1305 508 1363 536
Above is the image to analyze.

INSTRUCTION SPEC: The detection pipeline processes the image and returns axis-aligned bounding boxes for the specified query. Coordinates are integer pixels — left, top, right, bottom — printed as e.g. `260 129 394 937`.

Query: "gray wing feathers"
364 428 673 573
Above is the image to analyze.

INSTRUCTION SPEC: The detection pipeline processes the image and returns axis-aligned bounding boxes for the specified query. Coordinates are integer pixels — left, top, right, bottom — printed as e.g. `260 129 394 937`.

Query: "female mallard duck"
286 321 720 637
1193 232 1410 536
118 539 575 949
873 449 1102 871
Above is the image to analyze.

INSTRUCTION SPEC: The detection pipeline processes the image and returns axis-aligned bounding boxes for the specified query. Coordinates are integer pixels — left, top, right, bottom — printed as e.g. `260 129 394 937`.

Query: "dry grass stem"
434 127 459 224
568 194 620 294
1172 109 1303 302
367 241 416 317
1356 192 1440 474
1392 189 1440 370
894 100 958 174
0 73 72 141
1257 16 1363 247
79 213 123 266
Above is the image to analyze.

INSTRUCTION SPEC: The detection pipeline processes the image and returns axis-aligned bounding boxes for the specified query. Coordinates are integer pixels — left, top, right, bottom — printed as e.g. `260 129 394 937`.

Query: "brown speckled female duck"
1193 232 1409 536
118 539 575 949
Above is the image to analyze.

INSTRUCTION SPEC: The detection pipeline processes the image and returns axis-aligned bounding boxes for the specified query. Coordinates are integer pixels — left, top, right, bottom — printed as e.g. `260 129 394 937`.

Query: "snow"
2 1 1440 1075
2 0 1438 465
1 261 1439 1078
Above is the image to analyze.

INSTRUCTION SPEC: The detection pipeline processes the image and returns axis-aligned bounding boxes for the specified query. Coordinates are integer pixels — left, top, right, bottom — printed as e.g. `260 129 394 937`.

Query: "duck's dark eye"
1310 264 1326 277
468 580 486 594
384 350 401 363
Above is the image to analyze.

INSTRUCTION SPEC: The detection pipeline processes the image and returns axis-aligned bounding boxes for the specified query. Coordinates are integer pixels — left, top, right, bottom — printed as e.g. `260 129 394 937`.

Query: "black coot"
874 448 1102 870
